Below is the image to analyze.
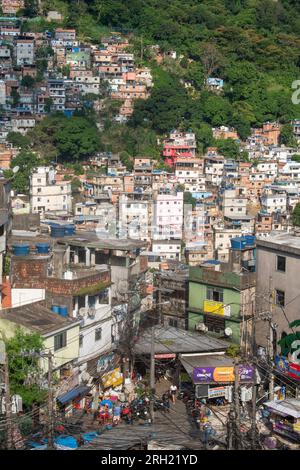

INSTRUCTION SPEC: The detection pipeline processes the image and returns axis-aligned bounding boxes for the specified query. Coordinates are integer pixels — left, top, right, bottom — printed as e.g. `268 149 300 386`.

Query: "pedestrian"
170 383 178 404
162 392 170 412
113 403 121 426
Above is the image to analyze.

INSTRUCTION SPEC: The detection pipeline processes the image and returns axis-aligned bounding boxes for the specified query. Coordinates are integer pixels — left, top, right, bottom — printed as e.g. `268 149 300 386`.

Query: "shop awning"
264 399 300 418
179 354 254 384
56 385 91 405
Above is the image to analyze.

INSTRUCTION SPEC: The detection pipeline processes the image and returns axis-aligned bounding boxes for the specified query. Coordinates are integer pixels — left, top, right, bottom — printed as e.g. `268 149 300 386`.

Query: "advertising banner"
101 367 123 389
193 365 253 383
203 300 231 317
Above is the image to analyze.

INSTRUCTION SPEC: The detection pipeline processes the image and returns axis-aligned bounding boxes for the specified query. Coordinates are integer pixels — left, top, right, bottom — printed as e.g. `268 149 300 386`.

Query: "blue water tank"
36 243 50 254
59 306 68 317
230 237 247 250
51 226 65 238
64 225 76 236
12 244 30 256
205 260 221 265
244 235 256 246
51 305 60 314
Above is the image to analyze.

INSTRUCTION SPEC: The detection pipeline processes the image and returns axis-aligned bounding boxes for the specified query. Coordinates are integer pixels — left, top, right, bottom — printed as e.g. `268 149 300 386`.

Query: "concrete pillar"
74 248 79 264
85 247 91 267
91 249 96 266
85 295 89 309
74 297 79 317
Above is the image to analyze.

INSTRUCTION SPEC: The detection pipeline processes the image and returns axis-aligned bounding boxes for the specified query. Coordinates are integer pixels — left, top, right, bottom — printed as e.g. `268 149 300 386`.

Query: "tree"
23 0 39 18
6 149 39 194
5 329 46 408
11 89 20 108
21 75 35 89
292 202 300 227
216 138 241 159
279 124 298 147
184 191 197 209
200 42 223 83
6 132 30 149
54 116 101 161
277 319 300 357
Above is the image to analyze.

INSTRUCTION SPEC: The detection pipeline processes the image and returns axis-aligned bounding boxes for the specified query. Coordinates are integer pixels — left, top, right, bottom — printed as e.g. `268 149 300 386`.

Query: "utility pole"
234 358 242 449
0 337 12 450
227 405 235 450
150 325 155 424
251 375 257 450
47 351 54 450
4 352 12 450
269 320 275 401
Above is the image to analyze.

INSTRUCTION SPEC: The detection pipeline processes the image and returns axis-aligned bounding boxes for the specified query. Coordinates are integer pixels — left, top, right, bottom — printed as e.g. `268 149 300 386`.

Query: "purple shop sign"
193 365 254 383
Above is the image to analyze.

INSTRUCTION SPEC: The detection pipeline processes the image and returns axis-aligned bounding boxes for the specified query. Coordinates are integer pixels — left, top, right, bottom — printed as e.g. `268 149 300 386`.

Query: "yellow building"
0 301 80 374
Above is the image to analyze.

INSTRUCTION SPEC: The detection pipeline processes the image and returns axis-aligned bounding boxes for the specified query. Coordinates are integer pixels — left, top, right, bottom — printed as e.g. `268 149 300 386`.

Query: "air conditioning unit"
88 308 96 319
196 323 208 333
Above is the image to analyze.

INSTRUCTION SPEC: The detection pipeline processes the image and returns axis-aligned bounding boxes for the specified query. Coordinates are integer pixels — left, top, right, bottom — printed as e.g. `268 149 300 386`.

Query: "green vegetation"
292 202 300 227
50 0 300 147
27 113 101 162
278 319 300 357
4 150 39 194
5 329 46 408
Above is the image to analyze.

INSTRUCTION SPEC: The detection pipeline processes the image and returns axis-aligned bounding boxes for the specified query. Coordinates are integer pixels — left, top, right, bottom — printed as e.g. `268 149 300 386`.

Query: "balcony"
189 266 256 290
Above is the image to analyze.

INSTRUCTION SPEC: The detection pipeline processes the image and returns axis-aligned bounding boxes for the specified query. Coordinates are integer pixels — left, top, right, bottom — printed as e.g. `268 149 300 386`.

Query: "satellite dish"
12 166 19 174
225 327 233 337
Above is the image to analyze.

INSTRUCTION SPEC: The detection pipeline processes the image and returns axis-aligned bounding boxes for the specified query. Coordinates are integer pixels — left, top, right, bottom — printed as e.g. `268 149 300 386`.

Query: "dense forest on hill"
18 0 300 160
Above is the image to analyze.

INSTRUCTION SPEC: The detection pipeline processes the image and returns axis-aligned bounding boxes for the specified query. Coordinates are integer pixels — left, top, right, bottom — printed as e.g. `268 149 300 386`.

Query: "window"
54 332 67 351
79 334 83 347
207 287 224 303
95 327 102 341
276 289 285 307
169 318 178 328
37 188 41 193
204 314 225 333
276 255 286 272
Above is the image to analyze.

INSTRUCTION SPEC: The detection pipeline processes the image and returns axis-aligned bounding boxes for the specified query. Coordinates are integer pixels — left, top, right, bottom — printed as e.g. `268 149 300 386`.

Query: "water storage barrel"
59 306 68 317
12 244 30 256
51 305 60 314
51 226 65 238
230 237 247 250
64 225 75 236
244 235 256 245
36 243 50 254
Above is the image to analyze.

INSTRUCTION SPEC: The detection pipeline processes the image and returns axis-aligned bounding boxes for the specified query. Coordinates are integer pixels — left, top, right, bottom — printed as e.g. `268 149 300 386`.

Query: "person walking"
169 384 178 404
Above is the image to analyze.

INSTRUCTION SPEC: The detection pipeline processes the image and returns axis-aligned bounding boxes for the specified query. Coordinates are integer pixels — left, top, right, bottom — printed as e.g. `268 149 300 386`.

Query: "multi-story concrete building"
15 37 35 66
48 78 66 112
188 238 256 351
153 192 183 240
256 231 300 357
221 188 247 218
30 166 72 215
119 194 150 241
163 130 197 166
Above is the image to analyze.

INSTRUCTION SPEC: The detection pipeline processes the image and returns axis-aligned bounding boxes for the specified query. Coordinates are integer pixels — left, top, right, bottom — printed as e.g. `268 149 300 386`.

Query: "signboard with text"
204 300 231 317
193 365 253 383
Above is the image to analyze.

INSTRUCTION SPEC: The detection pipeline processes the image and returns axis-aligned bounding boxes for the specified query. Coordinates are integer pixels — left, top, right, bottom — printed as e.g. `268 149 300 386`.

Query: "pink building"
163 130 197 166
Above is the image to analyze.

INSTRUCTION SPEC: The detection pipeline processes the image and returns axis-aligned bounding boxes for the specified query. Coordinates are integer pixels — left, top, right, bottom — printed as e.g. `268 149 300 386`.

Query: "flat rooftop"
0 301 80 336
57 231 147 251
257 231 300 256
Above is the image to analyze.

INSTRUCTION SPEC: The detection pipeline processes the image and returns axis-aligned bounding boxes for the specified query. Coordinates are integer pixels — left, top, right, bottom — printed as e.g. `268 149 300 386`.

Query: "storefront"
179 354 254 402
56 384 91 417
263 398 300 442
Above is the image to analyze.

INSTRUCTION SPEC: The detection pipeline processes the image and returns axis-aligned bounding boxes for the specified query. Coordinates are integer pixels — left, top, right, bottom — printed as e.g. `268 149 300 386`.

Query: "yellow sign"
204 300 230 317
101 368 123 389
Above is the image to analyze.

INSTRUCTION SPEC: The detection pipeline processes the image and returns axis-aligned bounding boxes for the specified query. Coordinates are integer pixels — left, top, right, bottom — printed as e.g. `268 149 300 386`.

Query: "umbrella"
101 399 113 408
